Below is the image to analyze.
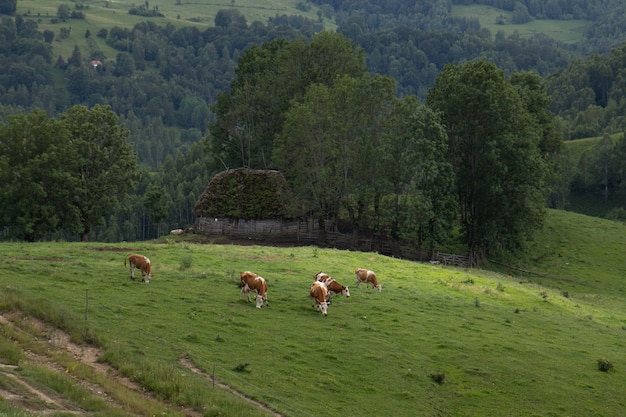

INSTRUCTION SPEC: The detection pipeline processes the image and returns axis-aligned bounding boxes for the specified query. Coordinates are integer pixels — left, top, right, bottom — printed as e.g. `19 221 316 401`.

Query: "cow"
240 271 269 308
315 272 350 304
310 281 328 316
355 268 381 291
125 254 152 283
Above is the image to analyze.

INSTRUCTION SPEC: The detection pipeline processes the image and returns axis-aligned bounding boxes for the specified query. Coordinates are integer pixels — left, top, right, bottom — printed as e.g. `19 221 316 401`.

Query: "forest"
2 0 626 262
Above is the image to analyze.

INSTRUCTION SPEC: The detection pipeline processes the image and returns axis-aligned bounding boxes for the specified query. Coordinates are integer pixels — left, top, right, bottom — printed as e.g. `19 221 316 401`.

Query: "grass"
451 4 590 43
16 0 336 61
0 209 626 415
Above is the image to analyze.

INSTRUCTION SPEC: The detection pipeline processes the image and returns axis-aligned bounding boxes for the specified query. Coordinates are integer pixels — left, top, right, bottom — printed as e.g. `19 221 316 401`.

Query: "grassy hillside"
451 4 590 43
16 0 335 60
0 209 625 416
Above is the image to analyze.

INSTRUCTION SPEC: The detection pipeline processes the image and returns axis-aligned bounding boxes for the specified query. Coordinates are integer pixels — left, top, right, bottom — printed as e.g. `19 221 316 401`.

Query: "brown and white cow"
310 281 328 316
240 271 269 308
315 272 350 304
125 254 152 283
355 268 381 291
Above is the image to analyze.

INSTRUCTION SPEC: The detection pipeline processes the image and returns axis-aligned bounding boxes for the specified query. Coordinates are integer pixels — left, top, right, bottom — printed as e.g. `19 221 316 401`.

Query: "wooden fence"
196 216 467 266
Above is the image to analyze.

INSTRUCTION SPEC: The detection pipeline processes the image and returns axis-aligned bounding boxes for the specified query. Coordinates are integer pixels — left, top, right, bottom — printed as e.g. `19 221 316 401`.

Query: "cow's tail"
124 254 129 267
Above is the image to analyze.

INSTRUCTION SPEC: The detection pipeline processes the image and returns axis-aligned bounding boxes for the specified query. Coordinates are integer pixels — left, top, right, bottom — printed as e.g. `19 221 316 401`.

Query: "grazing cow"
310 281 328 316
315 272 350 304
170 228 184 235
125 254 152 283
355 268 381 291
240 271 269 308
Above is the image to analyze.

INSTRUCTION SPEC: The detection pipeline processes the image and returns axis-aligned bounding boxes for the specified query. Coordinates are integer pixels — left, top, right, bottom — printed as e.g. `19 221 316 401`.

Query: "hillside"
15 0 335 59
0 208 625 416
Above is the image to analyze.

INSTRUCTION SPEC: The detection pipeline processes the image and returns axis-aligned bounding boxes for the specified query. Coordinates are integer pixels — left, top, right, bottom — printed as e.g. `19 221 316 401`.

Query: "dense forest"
2 0 626 259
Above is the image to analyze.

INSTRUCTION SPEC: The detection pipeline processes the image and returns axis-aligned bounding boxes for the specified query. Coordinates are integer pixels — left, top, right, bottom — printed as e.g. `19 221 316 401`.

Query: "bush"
429 372 445 384
597 359 614 372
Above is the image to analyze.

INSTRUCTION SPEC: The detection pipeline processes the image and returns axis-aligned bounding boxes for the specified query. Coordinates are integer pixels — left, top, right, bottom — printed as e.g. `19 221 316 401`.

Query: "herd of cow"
125 253 381 317
239 268 382 316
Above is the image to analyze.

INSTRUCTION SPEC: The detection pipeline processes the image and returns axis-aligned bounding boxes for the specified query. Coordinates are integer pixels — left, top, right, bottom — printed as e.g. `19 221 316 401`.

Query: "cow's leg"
130 263 136 280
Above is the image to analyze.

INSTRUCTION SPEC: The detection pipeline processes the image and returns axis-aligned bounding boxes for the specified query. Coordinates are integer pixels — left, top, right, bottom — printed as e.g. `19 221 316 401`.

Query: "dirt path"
0 314 199 416
0 313 283 417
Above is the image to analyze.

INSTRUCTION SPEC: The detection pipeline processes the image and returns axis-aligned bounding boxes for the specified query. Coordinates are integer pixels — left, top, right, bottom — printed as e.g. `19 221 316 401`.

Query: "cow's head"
342 287 350 297
317 301 328 316
375 284 381 292
255 295 265 308
143 274 151 284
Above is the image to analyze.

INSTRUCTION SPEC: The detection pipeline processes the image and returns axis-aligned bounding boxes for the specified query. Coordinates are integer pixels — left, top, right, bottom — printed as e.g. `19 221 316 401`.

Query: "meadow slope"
0 209 625 416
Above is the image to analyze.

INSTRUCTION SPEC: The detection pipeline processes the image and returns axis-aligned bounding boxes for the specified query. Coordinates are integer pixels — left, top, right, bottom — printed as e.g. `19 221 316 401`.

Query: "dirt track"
0 313 282 417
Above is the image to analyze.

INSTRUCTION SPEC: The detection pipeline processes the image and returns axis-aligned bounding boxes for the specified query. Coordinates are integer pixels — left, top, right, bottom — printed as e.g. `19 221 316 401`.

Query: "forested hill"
3 0 626 241
2 0 626 168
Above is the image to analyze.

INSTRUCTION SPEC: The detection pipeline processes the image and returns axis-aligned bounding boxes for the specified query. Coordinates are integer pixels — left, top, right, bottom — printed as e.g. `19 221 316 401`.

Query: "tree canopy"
0 105 139 241
427 60 558 264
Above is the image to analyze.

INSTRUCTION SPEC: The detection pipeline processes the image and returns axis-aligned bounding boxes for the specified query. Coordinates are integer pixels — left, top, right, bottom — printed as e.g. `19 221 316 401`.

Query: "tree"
144 183 171 237
273 74 457 250
427 60 555 265
380 96 457 254
0 110 80 241
61 104 139 241
0 0 17 14
209 32 367 170
57 4 70 21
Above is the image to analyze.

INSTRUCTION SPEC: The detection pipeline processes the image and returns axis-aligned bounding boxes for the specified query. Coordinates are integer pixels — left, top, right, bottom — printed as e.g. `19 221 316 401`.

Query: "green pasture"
16 0 335 60
1 209 626 416
451 4 590 43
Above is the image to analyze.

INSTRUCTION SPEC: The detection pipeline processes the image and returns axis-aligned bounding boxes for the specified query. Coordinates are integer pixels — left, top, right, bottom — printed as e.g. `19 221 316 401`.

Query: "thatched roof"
193 168 295 219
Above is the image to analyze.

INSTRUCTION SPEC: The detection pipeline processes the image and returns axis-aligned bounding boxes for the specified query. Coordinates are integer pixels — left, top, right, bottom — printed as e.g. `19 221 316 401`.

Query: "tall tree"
274 74 457 250
427 60 555 265
209 31 367 170
61 104 139 241
0 110 79 241
380 96 457 254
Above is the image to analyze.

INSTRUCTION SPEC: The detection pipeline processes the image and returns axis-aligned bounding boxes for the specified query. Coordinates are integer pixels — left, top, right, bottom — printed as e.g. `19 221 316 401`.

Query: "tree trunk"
316 217 327 247
81 225 90 242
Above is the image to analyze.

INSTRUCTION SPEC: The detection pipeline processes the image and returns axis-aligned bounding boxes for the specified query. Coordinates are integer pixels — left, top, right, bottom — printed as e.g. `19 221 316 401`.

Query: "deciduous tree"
61 104 139 241
427 60 555 265
0 110 79 241
209 32 367 170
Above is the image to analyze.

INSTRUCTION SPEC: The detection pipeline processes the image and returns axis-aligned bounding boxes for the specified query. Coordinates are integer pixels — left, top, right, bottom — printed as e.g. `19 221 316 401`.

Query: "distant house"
193 168 305 241
89 59 102 69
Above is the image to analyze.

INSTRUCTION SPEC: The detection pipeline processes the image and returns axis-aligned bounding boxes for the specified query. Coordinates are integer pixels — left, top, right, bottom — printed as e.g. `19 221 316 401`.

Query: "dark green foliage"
0 0 17 14
427 60 557 264
233 363 250 373
209 32 367 170
429 372 445 384
193 168 294 219
597 358 614 372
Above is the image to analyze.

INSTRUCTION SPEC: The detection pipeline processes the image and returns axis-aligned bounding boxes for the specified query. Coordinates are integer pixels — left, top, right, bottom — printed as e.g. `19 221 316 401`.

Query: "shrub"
597 359 614 372
233 363 250 373
429 372 445 384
